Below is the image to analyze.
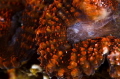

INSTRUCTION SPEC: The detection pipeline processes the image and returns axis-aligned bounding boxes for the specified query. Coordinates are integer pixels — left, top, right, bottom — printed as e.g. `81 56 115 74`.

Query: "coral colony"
0 0 120 79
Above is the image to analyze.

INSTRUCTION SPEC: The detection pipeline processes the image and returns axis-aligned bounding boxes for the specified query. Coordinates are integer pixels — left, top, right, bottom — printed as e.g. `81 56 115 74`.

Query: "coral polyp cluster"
0 0 120 79
0 0 36 69
36 0 120 79
37 36 120 78
73 0 118 21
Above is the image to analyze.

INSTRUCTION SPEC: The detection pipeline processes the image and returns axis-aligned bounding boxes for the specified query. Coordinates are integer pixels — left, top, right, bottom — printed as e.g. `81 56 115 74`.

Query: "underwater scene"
0 0 120 79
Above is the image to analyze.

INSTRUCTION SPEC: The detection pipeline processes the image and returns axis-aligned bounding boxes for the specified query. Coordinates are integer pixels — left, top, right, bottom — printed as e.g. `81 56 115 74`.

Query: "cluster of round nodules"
35 0 120 79
107 38 120 78
38 35 120 79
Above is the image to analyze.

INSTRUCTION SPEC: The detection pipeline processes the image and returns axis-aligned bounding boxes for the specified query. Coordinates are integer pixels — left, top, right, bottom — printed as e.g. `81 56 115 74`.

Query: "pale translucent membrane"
67 14 119 43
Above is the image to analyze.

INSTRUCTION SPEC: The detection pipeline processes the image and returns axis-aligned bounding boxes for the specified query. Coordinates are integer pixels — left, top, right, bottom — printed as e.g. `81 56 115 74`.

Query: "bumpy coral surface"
36 0 120 79
0 0 120 79
0 0 36 69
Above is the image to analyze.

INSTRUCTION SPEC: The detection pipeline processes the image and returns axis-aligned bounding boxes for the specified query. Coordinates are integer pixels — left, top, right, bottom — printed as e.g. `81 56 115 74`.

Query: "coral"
36 0 120 79
0 0 120 79
0 0 36 69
